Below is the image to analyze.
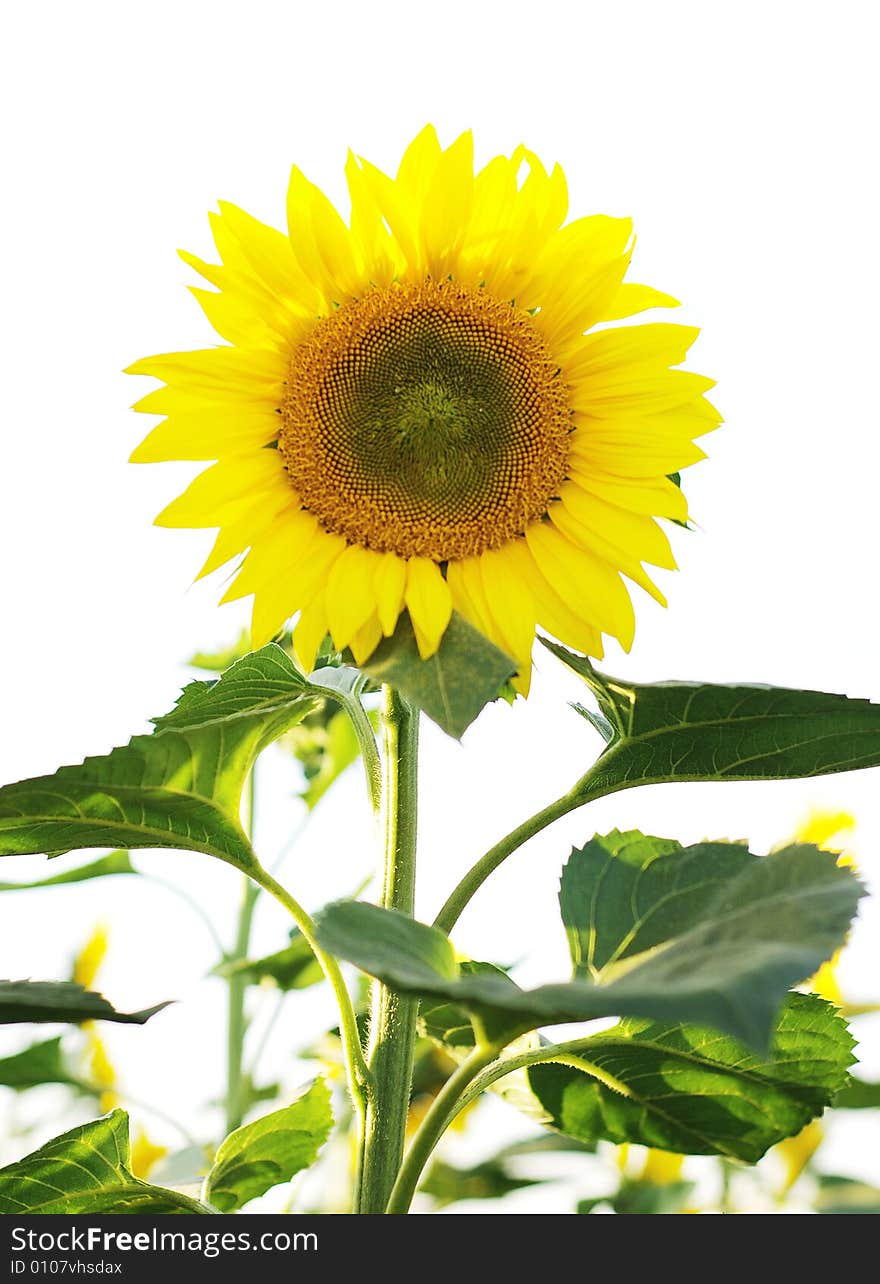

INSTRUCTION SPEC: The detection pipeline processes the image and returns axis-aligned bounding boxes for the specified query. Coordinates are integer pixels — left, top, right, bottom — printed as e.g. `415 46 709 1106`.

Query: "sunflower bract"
128 126 719 691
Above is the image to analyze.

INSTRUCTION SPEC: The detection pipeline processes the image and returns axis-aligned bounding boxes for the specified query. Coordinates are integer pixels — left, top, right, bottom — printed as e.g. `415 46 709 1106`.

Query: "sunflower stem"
355 685 420 1214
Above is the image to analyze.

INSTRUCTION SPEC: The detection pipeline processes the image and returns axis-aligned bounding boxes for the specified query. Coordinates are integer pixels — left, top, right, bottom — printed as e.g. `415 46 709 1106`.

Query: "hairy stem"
356 686 420 1214
385 1044 498 1214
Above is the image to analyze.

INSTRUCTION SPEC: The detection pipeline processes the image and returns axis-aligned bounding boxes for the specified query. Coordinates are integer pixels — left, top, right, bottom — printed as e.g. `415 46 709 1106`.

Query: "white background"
1 0 879 1211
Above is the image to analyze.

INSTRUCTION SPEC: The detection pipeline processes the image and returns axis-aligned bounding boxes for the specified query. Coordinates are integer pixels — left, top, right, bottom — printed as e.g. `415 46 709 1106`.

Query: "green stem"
247 862 371 1110
318 681 382 814
433 784 585 934
455 1036 625 1113
356 686 420 1215
385 1044 498 1215
225 771 259 1135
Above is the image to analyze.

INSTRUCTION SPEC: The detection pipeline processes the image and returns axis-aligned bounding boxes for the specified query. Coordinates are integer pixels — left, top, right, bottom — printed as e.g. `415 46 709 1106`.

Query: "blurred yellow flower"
130 1128 168 1180
72 923 110 990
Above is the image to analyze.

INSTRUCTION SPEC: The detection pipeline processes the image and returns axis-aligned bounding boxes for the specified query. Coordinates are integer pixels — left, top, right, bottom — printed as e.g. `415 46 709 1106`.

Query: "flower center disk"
279 280 571 560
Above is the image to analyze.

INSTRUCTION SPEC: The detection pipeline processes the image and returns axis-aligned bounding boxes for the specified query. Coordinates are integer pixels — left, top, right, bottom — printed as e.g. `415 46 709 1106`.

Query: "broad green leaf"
203 1078 333 1212
0 645 325 873
834 1077 880 1109
316 837 861 1050
0 1037 74 1089
361 611 516 739
529 994 852 1162
542 640 880 795
0 980 168 1025
0 851 137 893
0 1110 212 1213
217 930 323 992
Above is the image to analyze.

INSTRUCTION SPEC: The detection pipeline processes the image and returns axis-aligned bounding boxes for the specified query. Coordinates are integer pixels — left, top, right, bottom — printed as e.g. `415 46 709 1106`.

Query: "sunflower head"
129 126 719 691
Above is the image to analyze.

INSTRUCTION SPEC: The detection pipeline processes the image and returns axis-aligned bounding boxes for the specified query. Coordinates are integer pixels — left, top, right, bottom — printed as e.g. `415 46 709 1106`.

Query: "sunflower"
129 127 719 690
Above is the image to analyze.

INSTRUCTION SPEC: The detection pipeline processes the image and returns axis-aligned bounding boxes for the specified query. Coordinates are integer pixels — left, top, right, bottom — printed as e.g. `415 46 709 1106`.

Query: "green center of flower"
279 279 571 560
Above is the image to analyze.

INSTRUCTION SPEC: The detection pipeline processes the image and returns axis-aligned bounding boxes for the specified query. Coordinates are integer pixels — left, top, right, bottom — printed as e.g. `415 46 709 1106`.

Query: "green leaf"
0 1038 74 1089
0 980 168 1026
0 1110 212 1213
816 1174 880 1214
316 836 862 1050
833 1077 880 1109
203 1078 333 1212
543 640 880 795
217 930 323 992
0 851 137 893
0 645 324 873
189 631 252 672
578 1180 696 1215
361 611 516 738
529 994 852 1162
420 1155 543 1207
298 708 363 810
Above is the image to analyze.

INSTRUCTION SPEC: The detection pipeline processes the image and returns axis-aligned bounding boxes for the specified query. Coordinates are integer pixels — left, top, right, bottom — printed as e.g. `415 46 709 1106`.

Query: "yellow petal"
602 282 680 320
195 487 293 579
130 408 279 463
155 452 287 528
286 165 360 302
405 558 452 658
447 557 499 643
293 593 330 672
422 130 474 277
350 614 383 665
326 544 381 648
569 467 690 522
563 324 700 381
558 483 676 570
373 552 407 637
503 538 605 659
550 503 667 607
222 509 338 602
526 521 635 650
478 547 537 667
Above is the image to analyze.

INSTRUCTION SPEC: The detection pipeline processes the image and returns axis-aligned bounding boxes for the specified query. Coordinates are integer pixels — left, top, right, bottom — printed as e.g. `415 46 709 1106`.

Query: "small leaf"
0 645 324 874
361 612 516 738
0 980 169 1026
217 931 323 992
816 1174 880 1214
834 1077 880 1109
316 835 862 1051
543 640 880 794
578 1181 696 1215
420 1155 543 1207
204 1078 333 1212
0 1110 212 1213
0 1037 74 1089
299 709 363 810
0 852 137 893
529 995 853 1162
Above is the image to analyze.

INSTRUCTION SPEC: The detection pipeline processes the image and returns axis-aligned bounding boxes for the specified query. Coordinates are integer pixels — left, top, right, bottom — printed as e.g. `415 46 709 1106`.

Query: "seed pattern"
279 279 571 560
